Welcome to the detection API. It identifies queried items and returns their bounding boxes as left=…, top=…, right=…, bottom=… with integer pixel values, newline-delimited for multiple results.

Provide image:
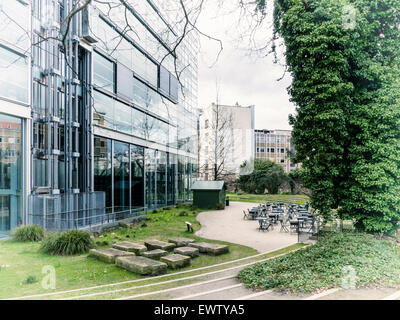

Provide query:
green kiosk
left=191, top=181, right=226, bottom=209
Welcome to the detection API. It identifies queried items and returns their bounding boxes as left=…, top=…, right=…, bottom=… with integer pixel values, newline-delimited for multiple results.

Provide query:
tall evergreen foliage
left=258, top=0, right=400, bottom=233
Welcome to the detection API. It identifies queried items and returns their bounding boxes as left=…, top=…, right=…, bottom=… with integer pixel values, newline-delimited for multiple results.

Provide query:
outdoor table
left=268, top=213, right=279, bottom=223
left=248, top=208, right=259, bottom=220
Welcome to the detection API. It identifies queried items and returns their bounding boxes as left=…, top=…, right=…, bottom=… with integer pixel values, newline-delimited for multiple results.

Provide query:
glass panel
left=157, top=151, right=167, bottom=206
left=114, top=101, right=132, bottom=135
left=114, top=141, right=130, bottom=211
left=93, top=90, right=114, bottom=129
left=0, top=45, right=29, bottom=103
left=0, top=113, right=22, bottom=233
left=131, top=145, right=144, bottom=208
left=93, top=51, right=115, bottom=92
left=167, top=153, right=176, bottom=205
left=178, top=155, right=185, bottom=202
left=0, top=0, right=30, bottom=50
left=132, top=107, right=146, bottom=139
left=145, top=149, right=156, bottom=208
left=94, top=136, right=112, bottom=208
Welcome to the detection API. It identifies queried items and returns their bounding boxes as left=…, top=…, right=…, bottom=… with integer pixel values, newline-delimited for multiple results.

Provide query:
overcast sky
left=196, top=2, right=296, bottom=130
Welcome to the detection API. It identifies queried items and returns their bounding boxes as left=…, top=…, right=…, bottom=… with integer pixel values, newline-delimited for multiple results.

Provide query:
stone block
left=141, top=249, right=168, bottom=260
left=160, top=254, right=191, bottom=269
left=112, top=241, right=147, bottom=255
left=89, top=248, right=134, bottom=263
left=189, top=242, right=229, bottom=255
left=144, top=240, right=175, bottom=251
left=115, top=256, right=168, bottom=276
left=168, top=237, right=195, bottom=247
left=174, top=246, right=199, bottom=258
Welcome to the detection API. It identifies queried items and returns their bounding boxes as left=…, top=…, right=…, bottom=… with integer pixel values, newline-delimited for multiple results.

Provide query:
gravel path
left=196, top=201, right=297, bottom=253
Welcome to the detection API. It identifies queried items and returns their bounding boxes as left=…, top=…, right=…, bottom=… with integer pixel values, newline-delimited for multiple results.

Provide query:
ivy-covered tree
left=255, top=0, right=400, bottom=234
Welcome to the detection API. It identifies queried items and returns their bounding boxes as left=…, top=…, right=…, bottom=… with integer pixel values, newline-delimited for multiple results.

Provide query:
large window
left=93, top=91, right=114, bottom=129
left=157, top=151, right=167, bottom=206
left=145, top=149, right=157, bottom=208
left=114, top=141, right=130, bottom=211
left=94, top=137, right=112, bottom=208
left=131, top=145, right=144, bottom=208
left=93, top=51, right=115, bottom=92
left=0, top=45, right=28, bottom=103
left=0, top=113, right=22, bottom=233
left=0, top=0, right=30, bottom=50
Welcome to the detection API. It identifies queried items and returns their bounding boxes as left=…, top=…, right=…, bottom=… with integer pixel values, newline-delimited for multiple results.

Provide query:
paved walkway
left=196, top=201, right=297, bottom=253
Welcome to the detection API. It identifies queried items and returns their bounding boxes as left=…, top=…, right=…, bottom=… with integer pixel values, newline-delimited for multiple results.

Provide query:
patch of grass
left=13, top=225, right=45, bottom=242
left=0, top=204, right=257, bottom=299
left=228, top=193, right=309, bottom=205
left=238, top=232, right=400, bottom=294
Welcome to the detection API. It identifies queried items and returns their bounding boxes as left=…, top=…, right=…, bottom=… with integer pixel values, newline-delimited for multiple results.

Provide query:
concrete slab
left=141, top=249, right=169, bottom=260
left=144, top=240, right=175, bottom=251
left=168, top=237, right=195, bottom=247
left=115, top=256, right=168, bottom=276
left=89, top=248, right=135, bottom=263
left=112, top=242, right=147, bottom=255
left=189, top=242, right=229, bottom=255
left=160, top=254, right=191, bottom=269
left=174, top=246, right=200, bottom=258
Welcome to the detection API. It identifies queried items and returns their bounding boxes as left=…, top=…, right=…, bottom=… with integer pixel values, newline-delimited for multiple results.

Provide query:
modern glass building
left=0, top=0, right=199, bottom=236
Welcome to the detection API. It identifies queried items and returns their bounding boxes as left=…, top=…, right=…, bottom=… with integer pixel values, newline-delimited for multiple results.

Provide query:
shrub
left=13, top=225, right=45, bottom=242
left=152, top=209, right=158, bottom=214
left=178, top=211, right=189, bottom=217
left=163, top=207, right=172, bottom=211
left=215, top=203, right=224, bottom=210
left=41, top=230, right=94, bottom=256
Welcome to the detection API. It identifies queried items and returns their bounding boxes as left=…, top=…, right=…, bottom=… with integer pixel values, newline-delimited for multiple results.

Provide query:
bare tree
left=198, top=80, right=236, bottom=181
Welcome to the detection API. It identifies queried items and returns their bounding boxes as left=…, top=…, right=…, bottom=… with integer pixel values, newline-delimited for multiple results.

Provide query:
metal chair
left=280, top=218, right=289, bottom=233
left=243, top=210, right=249, bottom=220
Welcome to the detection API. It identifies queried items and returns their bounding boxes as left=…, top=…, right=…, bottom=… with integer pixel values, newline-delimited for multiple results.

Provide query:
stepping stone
left=160, top=254, right=191, bottom=269
left=168, top=237, right=195, bottom=247
left=115, top=256, right=167, bottom=276
left=142, top=249, right=168, bottom=260
left=189, top=242, right=229, bottom=256
left=89, top=248, right=135, bottom=263
left=174, top=246, right=199, bottom=258
left=144, top=240, right=175, bottom=251
left=112, top=241, right=147, bottom=255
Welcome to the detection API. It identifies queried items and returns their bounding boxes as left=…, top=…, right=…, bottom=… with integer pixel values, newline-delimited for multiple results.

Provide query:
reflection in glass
left=145, top=149, right=157, bottom=208
left=157, top=151, right=167, bottom=206
left=94, top=137, right=112, bottom=208
left=178, top=155, right=185, bottom=202
left=114, top=141, right=130, bottom=211
left=131, top=145, right=144, bottom=208
left=93, top=90, right=114, bottom=129
left=167, top=153, right=177, bottom=205
left=0, top=45, right=28, bottom=103
left=93, top=51, right=115, bottom=92
left=0, top=113, right=22, bottom=233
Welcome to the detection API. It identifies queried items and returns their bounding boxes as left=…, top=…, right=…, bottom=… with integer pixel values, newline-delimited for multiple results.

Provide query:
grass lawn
left=238, top=232, right=400, bottom=294
left=0, top=204, right=262, bottom=299
left=228, top=193, right=310, bottom=205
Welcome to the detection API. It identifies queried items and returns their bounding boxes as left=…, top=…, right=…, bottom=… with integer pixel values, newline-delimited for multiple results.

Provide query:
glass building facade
left=0, top=0, right=199, bottom=235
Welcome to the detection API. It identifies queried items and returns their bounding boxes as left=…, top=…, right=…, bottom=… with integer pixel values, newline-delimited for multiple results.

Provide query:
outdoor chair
left=289, top=220, right=299, bottom=234
left=243, top=210, right=249, bottom=220
left=280, top=219, right=289, bottom=233
left=258, top=218, right=273, bottom=232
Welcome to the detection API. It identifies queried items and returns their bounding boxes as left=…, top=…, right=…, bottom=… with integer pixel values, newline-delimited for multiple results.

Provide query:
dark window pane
left=94, top=136, right=112, bottom=208
left=114, top=141, right=130, bottom=211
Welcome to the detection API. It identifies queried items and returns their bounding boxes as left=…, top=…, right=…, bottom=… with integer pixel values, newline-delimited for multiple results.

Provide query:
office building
left=0, top=0, right=199, bottom=236
left=254, top=129, right=300, bottom=173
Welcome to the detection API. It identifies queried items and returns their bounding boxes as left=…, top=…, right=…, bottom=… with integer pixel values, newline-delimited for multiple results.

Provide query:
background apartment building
left=0, top=0, right=199, bottom=237
left=198, top=103, right=255, bottom=182
left=254, top=129, right=300, bottom=173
